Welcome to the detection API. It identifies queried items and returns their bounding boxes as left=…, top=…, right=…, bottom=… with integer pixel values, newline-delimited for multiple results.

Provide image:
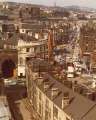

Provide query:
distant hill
left=0, top=1, right=96, bottom=12
left=64, top=5, right=96, bottom=12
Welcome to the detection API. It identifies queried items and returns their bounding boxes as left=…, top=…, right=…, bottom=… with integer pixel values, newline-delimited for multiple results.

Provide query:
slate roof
left=0, top=33, right=18, bottom=47
left=19, top=33, right=37, bottom=42
left=31, top=62, right=96, bottom=120
left=2, top=23, right=16, bottom=32
left=20, top=23, right=45, bottom=30
left=82, top=106, right=96, bottom=120
left=27, top=58, right=51, bottom=72
left=0, top=32, right=37, bottom=44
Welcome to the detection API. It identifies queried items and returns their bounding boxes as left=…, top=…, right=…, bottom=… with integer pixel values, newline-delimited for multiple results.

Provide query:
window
left=22, top=29, right=25, bottom=33
left=34, top=47, right=37, bottom=52
left=40, top=46, right=42, bottom=52
left=26, top=48, right=30, bottom=52
left=20, top=73, right=23, bottom=77
left=45, top=110, right=49, bottom=120
left=53, top=106, right=58, bottom=119
left=26, top=57, right=30, bottom=61
left=31, top=47, right=34, bottom=52
left=46, top=99, right=49, bottom=108
left=39, top=92, right=41, bottom=100
left=45, top=99, right=51, bottom=120
left=19, top=57, right=23, bottom=65
left=49, top=108, right=51, bottom=119
left=39, top=102, right=42, bottom=115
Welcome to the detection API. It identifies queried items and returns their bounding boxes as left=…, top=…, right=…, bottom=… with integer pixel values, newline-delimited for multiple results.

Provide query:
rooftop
left=27, top=58, right=96, bottom=120
left=34, top=73, right=96, bottom=120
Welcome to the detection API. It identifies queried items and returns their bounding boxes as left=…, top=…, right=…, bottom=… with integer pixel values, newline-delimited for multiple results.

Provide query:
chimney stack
left=42, top=77, right=50, bottom=91
left=85, top=92, right=93, bottom=100
left=44, top=82, right=50, bottom=91
left=72, top=81, right=78, bottom=92
left=62, top=92, right=69, bottom=109
left=51, top=87, right=59, bottom=99
left=37, top=77, right=44, bottom=85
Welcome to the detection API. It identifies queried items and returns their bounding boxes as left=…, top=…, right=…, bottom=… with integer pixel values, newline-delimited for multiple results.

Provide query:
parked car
left=4, top=79, right=17, bottom=86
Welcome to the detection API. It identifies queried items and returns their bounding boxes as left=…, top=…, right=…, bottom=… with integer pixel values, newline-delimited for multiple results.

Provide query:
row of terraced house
left=26, top=58, right=96, bottom=120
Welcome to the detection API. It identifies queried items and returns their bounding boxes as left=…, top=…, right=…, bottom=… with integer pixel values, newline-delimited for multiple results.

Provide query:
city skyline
left=4, top=0, right=96, bottom=8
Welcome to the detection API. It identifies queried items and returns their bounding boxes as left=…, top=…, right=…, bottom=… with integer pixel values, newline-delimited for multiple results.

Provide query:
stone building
left=79, top=22, right=96, bottom=71
left=0, top=32, right=18, bottom=78
left=18, top=35, right=47, bottom=77
left=19, top=6, right=40, bottom=20
left=26, top=58, right=96, bottom=120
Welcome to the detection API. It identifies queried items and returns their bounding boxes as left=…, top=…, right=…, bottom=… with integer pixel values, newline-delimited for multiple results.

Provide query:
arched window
left=19, top=57, right=23, bottom=65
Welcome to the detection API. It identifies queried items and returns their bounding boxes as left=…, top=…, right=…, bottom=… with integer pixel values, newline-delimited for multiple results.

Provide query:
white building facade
left=18, top=38, right=47, bottom=77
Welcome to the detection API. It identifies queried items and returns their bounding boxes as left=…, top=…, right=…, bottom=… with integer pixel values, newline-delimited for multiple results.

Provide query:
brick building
left=79, top=22, right=96, bottom=71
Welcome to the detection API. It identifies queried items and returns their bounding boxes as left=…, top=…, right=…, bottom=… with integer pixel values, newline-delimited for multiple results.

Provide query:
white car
left=4, top=79, right=17, bottom=86
left=4, top=79, right=12, bottom=84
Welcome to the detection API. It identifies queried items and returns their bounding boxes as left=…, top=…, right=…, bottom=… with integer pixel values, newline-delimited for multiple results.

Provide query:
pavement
left=16, top=100, right=32, bottom=120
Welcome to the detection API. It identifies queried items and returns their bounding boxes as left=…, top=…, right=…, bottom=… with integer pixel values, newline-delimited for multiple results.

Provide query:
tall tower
left=54, top=1, right=56, bottom=7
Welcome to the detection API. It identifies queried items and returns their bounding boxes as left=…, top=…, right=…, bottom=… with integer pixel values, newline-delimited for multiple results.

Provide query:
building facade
left=79, top=22, right=96, bottom=71
left=26, top=58, right=96, bottom=120
left=18, top=38, right=47, bottom=77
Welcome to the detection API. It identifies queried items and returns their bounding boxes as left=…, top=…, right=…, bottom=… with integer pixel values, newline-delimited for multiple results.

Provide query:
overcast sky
left=5, top=0, right=96, bottom=8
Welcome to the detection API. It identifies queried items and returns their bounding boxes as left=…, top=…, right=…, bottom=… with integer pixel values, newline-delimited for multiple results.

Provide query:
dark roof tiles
left=33, top=71, right=96, bottom=120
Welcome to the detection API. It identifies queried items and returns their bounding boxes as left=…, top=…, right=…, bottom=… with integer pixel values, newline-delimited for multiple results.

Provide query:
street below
left=5, top=85, right=32, bottom=120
